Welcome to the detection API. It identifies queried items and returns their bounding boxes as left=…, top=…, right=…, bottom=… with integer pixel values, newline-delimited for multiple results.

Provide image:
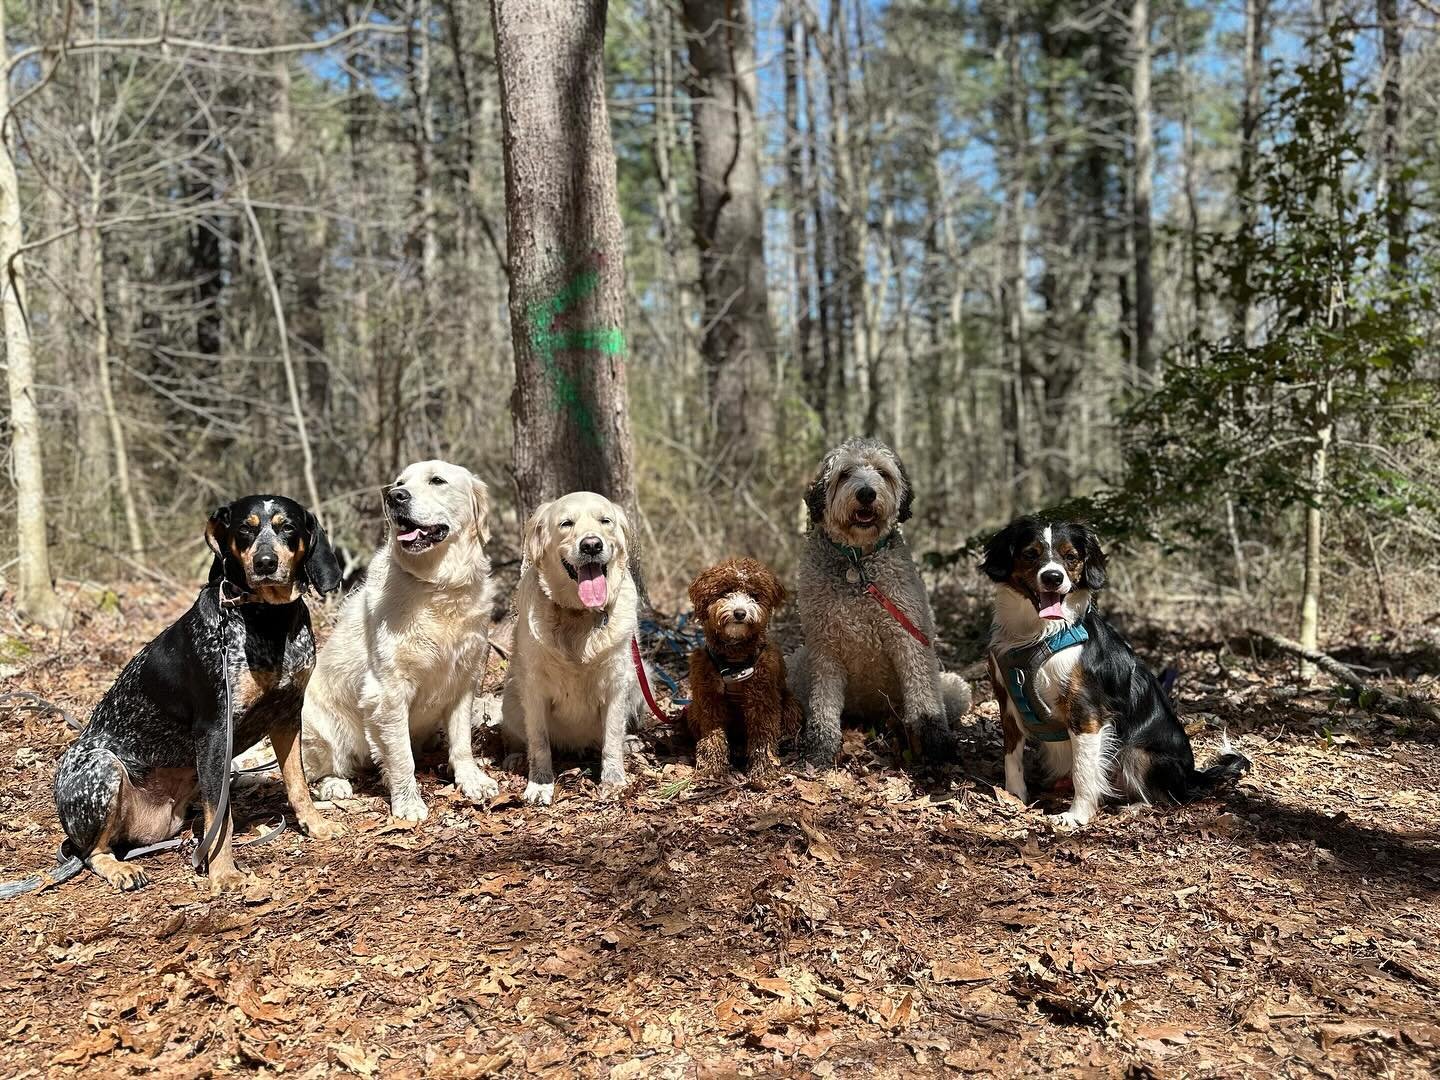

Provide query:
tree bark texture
left=491, top=0, right=637, bottom=519
left=681, top=0, right=777, bottom=469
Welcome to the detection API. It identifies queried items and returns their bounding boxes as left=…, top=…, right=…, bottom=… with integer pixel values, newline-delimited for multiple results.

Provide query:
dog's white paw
left=454, top=763, right=500, bottom=803
left=389, top=790, right=430, bottom=822
left=597, top=767, right=627, bottom=801
left=523, top=781, right=555, bottom=806
left=1047, top=808, right=1093, bottom=831
left=314, top=776, right=354, bottom=801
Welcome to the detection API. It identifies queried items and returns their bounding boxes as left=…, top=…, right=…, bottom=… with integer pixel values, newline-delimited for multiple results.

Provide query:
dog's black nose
left=856, top=485, right=877, bottom=505
left=579, top=535, right=604, bottom=558
left=254, top=550, right=279, bottom=576
left=387, top=487, right=410, bottom=506
left=732, top=609, right=748, bottom=623
left=1040, top=569, right=1065, bottom=589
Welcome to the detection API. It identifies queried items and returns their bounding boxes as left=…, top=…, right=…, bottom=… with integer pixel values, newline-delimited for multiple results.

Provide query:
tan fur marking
left=988, top=655, right=1025, bottom=753
left=245, top=513, right=260, bottom=527
left=270, top=720, right=341, bottom=840
left=1061, top=669, right=1102, bottom=734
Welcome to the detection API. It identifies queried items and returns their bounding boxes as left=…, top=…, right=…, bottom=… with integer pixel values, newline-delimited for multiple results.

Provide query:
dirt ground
left=1, top=581, right=1438, bottom=1078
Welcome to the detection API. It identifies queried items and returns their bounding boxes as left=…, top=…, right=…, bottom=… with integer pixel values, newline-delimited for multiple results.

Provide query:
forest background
left=1, top=0, right=1436, bottom=657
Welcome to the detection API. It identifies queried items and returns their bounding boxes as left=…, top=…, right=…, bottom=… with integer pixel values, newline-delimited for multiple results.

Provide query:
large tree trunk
left=491, top=0, right=637, bottom=519
left=681, top=0, right=777, bottom=470
left=782, top=0, right=815, bottom=420
left=1235, top=0, right=1266, bottom=346
left=1000, top=5, right=1031, bottom=515
left=0, top=3, right=64, bottom=626
left=1129, top=0, right=1155, bottom=378
left=1377, top=0, right=1406, bottom=280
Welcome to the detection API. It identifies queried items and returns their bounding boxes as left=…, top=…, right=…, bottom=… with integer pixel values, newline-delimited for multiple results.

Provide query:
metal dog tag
left=845, top=567, right=861, bottom=584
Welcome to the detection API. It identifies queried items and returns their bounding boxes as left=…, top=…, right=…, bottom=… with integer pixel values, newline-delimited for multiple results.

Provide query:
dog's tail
left=939, top=672, right=972, bottom=724
left=0, top=851, right=86, bottom=900
left=1178, top=733, right=1250, bottom=802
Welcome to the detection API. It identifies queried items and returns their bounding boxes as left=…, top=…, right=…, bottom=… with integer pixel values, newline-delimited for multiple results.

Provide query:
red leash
left=865, top=583, right=931, bottom=648
left=631, top=637, right=671, bottom=724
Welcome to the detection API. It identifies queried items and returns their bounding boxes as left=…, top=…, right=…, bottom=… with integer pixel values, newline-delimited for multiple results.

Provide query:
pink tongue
left=398, top=528, right=422, bottom=543
left=1038, top=599, right=1066, bottom=620
left=577, top=564, right=608, bottom=609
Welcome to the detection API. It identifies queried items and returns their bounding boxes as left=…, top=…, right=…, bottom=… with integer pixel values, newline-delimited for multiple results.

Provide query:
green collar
left=826, top=530, right=896, bottom=565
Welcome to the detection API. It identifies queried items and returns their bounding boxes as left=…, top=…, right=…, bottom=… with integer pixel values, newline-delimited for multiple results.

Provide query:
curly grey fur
left=789, top=438, right=971, bottom=766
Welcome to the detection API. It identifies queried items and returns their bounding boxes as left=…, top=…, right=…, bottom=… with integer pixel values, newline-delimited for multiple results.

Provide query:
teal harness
left=993, top=624, right=1090, bottom=742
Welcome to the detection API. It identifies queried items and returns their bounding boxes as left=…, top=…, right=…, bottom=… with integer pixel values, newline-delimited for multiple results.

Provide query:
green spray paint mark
left=527, top=259, right=626, bottom=446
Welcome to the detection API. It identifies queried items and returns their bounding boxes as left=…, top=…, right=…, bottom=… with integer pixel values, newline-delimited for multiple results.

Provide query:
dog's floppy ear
left=1081, top=525, right=1107, bottom=592
left=524, top=501, right=553, bottom=566
left=805, top=450, right=836, bottom=524
left=205, top=504, right=232, bottom=584
left=470, top=475, right=492, bottom=546
left=754, top=561, right=787, bottom=610
left=893, top=449, right=914, bottom=524
left=611, top=501, right=633, bottom=556
left=688, top=564, right=723, bottom=614
left=301, top=510, right=343, bottom=595
left=980, top=521, right=1019, bottom=583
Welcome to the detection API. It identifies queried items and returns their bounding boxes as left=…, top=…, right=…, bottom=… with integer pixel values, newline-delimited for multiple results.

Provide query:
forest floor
left=1, top=581, right=1439, bottom=1078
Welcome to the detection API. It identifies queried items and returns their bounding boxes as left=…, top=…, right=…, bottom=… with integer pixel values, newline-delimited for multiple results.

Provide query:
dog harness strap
left=864, top=584, right=931, bottom=648
left=631, top=637, right=671, bottom=725
left=994, top=625, right=1090, bottom=742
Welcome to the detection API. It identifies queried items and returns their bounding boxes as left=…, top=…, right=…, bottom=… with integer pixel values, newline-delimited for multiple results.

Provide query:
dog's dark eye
left=429, top=476, right=446, bottom=486
left=600, top=516, right=611, bottom=525
left=560, top=519, right=574, bottom=529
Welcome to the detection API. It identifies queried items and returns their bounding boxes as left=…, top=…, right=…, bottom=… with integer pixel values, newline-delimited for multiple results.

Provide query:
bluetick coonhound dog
left=10, top=495, right=343, bottom=897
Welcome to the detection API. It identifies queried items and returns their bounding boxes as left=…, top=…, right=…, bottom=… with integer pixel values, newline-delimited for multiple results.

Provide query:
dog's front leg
left=804, top=652, right=846, bottom=768
left=521, top=682, right=556, bottom=806
left=369, top=684, right=427, bottom=822
left=445, top=689, right=499, bottom=804
left=897, top=642, right=955, bottom=765
left=987, top=657, right=1028, bottom=803
left=596, top=682, right=631, bottom=798
left=1050, top=701, right=1112, bottom=830
left=270, top=718, right=345, bottom=839
left=197, top=720, right=247, bottom=895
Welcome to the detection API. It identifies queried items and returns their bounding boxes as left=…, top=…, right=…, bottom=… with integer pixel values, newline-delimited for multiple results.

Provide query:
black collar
left=707, top=644, right=761, bottom=685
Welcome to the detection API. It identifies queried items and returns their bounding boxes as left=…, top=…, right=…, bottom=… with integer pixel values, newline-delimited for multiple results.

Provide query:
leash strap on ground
left=0, top=691, right=81, bottom=732
left=631, top=637, right=671, bottom=725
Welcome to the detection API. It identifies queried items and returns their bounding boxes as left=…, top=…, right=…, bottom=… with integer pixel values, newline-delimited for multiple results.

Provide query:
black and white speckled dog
left=19, top=496, right=342, bottom=896
left=981, top=515, right=1248, bottom=829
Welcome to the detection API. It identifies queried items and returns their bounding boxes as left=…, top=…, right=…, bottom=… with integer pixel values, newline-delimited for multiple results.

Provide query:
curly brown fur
left=685, top=559, right=801, bottom=780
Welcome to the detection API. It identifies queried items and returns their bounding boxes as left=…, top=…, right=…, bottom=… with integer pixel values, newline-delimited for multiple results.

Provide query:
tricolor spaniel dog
left=981, top=516, right=1248, bottom=829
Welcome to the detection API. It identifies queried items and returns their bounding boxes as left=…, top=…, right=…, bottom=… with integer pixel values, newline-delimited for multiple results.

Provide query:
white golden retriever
left=302, top=459, right=499, bottom=821
left=501, top=492, right=642, bottom=805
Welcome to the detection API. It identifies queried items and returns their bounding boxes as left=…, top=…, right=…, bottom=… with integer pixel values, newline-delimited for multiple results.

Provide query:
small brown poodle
left=686, top=558, right=803, bottom=780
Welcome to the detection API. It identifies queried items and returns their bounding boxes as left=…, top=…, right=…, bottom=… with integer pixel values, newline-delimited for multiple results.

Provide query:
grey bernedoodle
left=788, top=437, right=972, bottom=767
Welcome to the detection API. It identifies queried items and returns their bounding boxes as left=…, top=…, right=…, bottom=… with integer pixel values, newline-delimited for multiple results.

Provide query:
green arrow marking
left=526, top=264, right=625, bottom=446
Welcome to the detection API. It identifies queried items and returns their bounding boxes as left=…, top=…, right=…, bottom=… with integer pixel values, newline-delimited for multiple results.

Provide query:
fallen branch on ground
left=1246, top=628, right=1440, bottom=724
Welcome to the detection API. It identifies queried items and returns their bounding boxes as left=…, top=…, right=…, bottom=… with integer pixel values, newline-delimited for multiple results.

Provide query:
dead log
left=1246, top=628, right=1440, bottom=724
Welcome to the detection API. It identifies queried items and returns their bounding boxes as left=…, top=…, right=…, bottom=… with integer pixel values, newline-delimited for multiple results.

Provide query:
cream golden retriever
left=501, top=492, right=642, bottom=805
left=302, top=459, right=498, bottom=821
